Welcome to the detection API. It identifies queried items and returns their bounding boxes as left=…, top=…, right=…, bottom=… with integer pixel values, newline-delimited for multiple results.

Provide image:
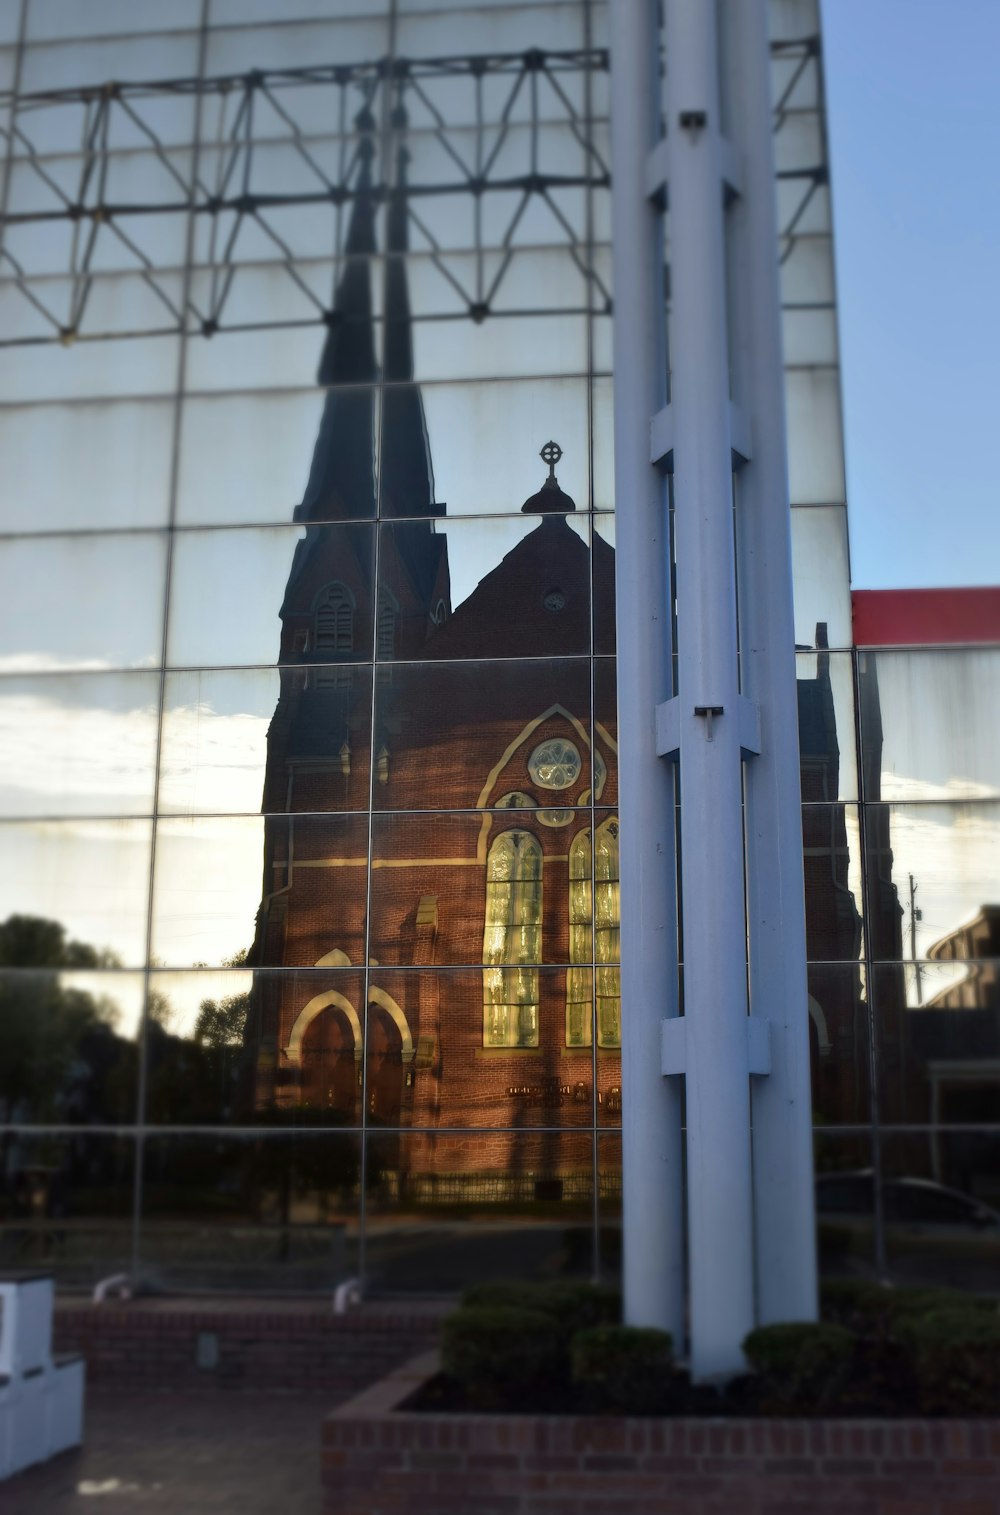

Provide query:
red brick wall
left=324, top=1356, right=1000, bottom=1515
left=54, top=1303, right=441, bottom=1396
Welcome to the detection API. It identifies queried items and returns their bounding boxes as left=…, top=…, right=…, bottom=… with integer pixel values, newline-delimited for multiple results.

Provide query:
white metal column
left=662, top=0, right=755, bottom=1380
left=609, top=0, right=684, bottom=1347
left=611, top=0, right=818, bottom=1374
left=723, top=0, right=819, bottom=1326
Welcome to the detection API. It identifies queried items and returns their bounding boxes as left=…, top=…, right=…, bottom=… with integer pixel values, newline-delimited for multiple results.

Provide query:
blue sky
left=821, top=0, right=1000, bottom=588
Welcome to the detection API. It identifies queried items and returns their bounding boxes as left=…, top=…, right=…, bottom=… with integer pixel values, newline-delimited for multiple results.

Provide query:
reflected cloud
left=0, top=686, right=159, bottom=814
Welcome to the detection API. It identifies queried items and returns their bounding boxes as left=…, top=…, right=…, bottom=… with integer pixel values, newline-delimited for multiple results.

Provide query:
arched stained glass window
left=482, top=829, right=542, bottom=1047
left=566, top=819, right=621, bottom=1048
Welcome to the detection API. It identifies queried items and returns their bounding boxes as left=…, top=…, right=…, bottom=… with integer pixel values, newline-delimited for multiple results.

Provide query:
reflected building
left=245, top=103, right=864, bottom=1204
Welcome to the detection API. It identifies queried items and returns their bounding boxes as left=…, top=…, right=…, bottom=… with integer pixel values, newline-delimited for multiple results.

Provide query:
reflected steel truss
left=0, top=36, right=824, bottom=349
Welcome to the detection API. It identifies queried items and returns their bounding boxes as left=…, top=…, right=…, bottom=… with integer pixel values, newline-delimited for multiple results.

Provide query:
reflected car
left=816, top=1169, right=1000, bottom=1230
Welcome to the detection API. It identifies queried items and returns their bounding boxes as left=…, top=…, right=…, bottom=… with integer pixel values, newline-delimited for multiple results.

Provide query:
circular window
left=528, top=737, right=582, bottom=791
left=542, top=588, right=567, bottom=613
left=538, top=807, right=575, bottom=828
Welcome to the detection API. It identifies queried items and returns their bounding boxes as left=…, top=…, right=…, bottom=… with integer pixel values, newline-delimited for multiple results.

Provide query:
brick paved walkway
left=2, top=1392, right=327, bottom=1514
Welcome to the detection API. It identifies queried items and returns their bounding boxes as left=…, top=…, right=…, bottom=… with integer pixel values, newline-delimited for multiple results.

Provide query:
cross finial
left=540, top=440, right=562, bottom=478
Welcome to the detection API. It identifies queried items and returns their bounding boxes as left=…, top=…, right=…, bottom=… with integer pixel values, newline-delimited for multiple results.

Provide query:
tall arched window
left=376, top=585, right=398, bottom=685
left=314, top=581, right=354, bottom=652
left=313, top=582, right=354, bottom=688
left=482, top=829, right=542, bottom=1047
left=376, top=585, right=398, bottom=661
left=566, top=819, right=621, bottom=1048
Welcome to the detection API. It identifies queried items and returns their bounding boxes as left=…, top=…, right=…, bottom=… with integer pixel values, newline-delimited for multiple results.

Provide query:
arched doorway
left=285, top=990, right=361, bottom=1120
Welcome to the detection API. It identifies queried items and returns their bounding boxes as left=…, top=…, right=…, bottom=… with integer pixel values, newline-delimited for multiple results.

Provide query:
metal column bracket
left=650, top=401, right=751, bottom=471
left=661, top=1016, right=771, bottom=1077
left=655, top=694, right=761, bottom=758
left=644, top=132, right=745, bottom=207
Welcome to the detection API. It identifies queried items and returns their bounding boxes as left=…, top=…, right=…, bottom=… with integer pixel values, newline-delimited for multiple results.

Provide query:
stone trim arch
left=285, top=990, right=362, bottom=1067
left=807, top=993, right=832, bottom=1057
left=315, top=948, right=351, bottom=967
left=367, top=985, right=414, bottom=1063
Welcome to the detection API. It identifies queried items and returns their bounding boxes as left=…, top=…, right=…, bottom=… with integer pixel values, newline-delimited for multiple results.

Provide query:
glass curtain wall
left=2, top=0, right=981, bottom=1298
left=0, top=0, right=617, bottom=1293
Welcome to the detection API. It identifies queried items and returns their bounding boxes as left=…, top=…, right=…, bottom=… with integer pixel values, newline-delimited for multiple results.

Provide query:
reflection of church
left=245, top=107, right=876, bottom=1188
left=246, top=109, right=623, bottom=1185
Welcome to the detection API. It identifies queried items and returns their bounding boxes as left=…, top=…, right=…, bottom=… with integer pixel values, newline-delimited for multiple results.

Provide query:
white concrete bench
left=0, top=1273, right=85, bottom=1479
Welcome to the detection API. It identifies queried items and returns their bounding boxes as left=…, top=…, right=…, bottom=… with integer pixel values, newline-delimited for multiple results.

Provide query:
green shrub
left=440, top=1306, right=562, bottom=1409
left=894, top=1306, right=1000, bottom=1415
left=821, top=1278, right=997, bottom=1337
left=820, top=1278, right=892, bottom=1331
left=461, top=1280, right=621, bottom=1344
left=743, top=1322, right=855, bottom=1413
left=570, top=1325, right=675, bottom=1414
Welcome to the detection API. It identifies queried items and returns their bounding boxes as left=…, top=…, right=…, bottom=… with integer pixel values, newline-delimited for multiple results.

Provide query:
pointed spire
left=297, top=104, right=380, bottom=523
left=318, top=104, right=378, bottom=388
left=380, top=91, right=439, bottom=520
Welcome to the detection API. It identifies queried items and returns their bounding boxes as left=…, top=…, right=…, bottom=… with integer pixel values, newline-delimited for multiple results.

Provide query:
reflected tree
left=0, top=915, right=130, bottom=1126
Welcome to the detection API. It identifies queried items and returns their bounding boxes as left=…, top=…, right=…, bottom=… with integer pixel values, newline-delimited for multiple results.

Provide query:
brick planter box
left=323, top=1352, right=1000, bottom=1515
left=54, top=1300, right=443, bottom=1395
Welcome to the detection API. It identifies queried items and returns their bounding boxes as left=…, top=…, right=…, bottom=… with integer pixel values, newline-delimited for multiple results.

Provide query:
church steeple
left=379, top=96, right=439, bottom=520
left=296, top=105, right=380, bottom=523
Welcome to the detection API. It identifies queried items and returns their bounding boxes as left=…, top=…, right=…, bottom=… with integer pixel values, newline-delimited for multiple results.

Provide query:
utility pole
left=909, top=873, right=923, bottom=1005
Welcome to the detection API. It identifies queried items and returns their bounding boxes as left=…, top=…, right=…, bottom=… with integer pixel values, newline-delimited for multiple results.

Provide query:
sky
left=821, top=0, right=1000, bottom=589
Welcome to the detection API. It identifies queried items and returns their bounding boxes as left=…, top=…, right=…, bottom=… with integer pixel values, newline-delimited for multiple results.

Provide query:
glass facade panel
left=802, top=803, right=864, bottom=962
left=26, top=0, right=203, bottom=39
left=596, top=1132, right=622, bottom=1279
left=159, top=666, right=374, bottom=816
left=151, top=813, right=365, bottom=969
left=0, top=969, right=142, bottom=1125
left=368, top=809, right=599, bottom=968
left=363, top=1130, right=595, bottom=1292
left=0, top=1133, right=134, bottom=1287
left=139, top=1133, right=362, bottom=1293
left=0, top=335, right=181, bottom=404
left=796, top=650, right=858, bottom=804
left=167, top=524, right=375, bottom=669
left=399, top=381, right=592, bottom=517
left=790, top=505, right=853, bottom=650
left=858, top=648, right=1000, bottom=804
left=202, top=18, right=389, bottom=76
left=177, top=388, right=379, bottom=527
left=863, top=802, right=1000, bottom=963
left=0, top=818, right=153, bottom=968
left=782, top=306, right=838, bottom=366
left=0, top=533, right=167, bottom=673
left=0, top=672, right=160, bottom=817
left=807, top=963, right=870, bottom=1127
left=873, top=960, right=1000, bottom=1127
left=785, top=367, right=845, bottom=504
left=370, top=659, right=597, bottom=810
left=879, top=1133, right=1000, bottom=1293
left=360, top=968, right=607, bottom=1130
left=377, top=516, right=594, bottom=659
left=0, top=400, right=174, bottom=533
left=813, top=1131, right=878, bottom=1281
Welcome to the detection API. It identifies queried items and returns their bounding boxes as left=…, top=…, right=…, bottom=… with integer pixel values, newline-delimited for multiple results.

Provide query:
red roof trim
left=852, top=588, right=1000, bottom=648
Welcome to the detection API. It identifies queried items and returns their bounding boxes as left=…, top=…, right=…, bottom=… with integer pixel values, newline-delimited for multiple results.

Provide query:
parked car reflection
left=817, top=1168, right=1000, bottom=1292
